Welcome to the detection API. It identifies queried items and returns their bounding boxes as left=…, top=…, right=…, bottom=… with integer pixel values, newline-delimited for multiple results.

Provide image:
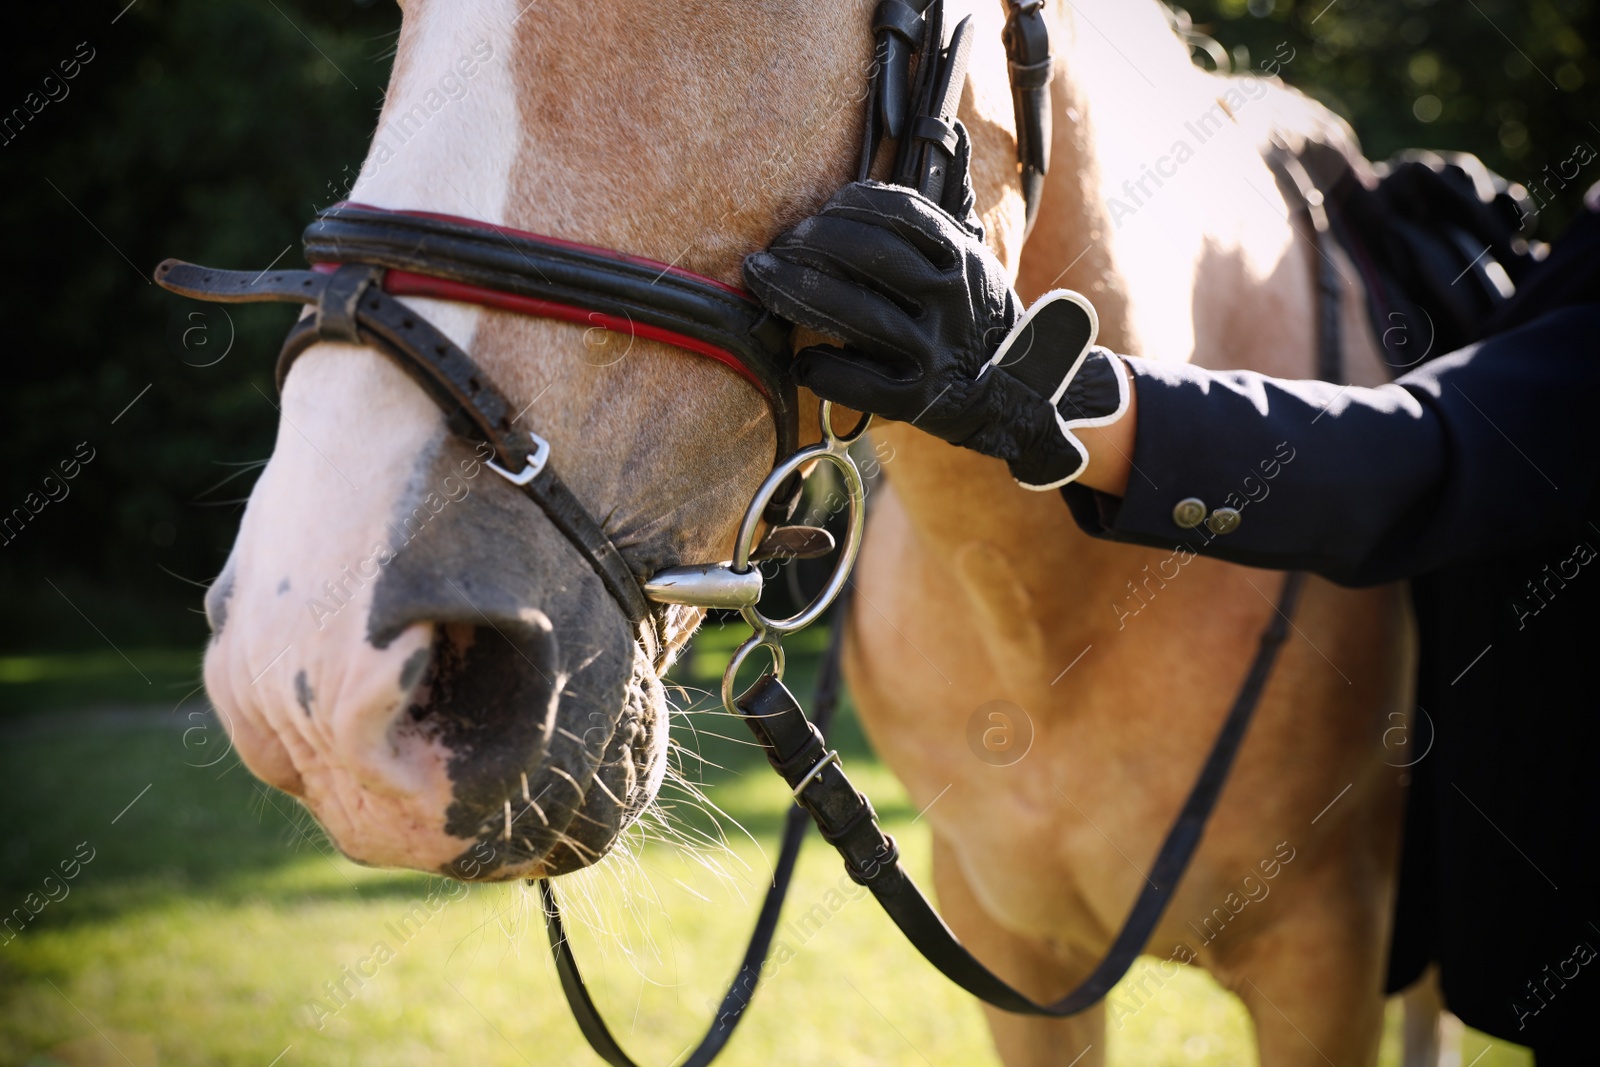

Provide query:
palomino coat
left=1060, top=207, right=1600, bottom=1058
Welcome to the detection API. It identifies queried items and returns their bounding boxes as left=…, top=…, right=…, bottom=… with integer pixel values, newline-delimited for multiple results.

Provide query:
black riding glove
left=744, top=167, right=1129, bottom=489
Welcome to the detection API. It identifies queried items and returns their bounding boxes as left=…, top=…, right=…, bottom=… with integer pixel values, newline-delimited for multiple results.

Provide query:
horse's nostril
left=402, top=611, right=562, bottom=806
left=407, top=613, right=559, bottom=720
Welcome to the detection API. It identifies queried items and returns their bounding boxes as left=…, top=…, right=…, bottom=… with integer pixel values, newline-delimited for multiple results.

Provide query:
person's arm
left=741, top=171, right=1600, bottom=587
left=1063, top=305, right=1600, bottom=585
left=1074, top=377, right=1139, bottom=496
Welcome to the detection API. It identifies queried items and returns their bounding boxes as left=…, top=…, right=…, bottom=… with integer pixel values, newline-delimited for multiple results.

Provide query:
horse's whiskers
left=590, top=772, right=623, bottom=807
left=525, top=796, right=549, bottom=826
left=549, top=765, right=583, bottom=795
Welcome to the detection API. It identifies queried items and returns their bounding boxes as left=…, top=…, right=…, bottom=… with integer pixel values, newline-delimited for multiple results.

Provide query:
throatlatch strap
left=735, top=572, right=1306, bottom=1017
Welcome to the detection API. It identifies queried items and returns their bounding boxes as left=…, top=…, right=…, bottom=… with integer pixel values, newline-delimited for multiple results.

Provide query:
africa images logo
left=965, top=700, right=1034, bottom=767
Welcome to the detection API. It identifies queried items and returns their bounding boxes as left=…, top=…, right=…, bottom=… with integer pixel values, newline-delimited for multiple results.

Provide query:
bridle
left=155, top=2, right=1327, bottom=1063
left=154, top=0, right=1051, bottom=640
left=155, top=200, right=807, bottom=641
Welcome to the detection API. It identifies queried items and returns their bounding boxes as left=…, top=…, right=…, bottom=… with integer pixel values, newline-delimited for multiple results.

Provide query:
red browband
left=315, top=204, right=773, bottom=400
left=356, top=204, right=749, bottom=298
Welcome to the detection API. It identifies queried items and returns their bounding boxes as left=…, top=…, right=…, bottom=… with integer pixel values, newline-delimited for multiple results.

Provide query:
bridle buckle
left=486, top=433, right=551, bottom=486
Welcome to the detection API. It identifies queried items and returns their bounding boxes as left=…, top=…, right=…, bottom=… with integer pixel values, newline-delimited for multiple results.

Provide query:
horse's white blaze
left=205, top=341, right=472, bottom=870
left=350, top=0, right=519, bottom=223
left=348, top=0, right=527, bottom=361
left=201, top=0, right=535, bottom=870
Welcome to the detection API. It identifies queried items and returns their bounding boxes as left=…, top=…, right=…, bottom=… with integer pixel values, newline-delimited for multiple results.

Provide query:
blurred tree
left=0, top=0, right=397, bottom=651
left=1175, top=0, right=1598, bottom=236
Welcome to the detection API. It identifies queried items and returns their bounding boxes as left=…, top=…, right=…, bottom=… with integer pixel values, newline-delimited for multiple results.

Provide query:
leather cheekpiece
left=871, top=0, right=925, bottom=43
left=910, top=114, right=960, bottom=155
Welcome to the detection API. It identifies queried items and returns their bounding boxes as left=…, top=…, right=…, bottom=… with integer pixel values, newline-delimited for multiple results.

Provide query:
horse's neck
left=1020, top=1, right=1314, bottom=372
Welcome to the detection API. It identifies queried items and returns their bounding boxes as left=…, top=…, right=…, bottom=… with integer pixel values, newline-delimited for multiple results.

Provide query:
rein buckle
left=791, top=749, right=842, bottom=801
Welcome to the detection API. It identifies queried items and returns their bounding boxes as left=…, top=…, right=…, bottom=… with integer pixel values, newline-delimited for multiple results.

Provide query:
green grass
left=0, top=635, right=1534, bottom=1067
left=0, top=648, right=204, bottom=716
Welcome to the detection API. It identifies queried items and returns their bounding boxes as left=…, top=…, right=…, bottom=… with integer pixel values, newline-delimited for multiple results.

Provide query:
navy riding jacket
left=1058, top=206, right=1600, bottom=1058
left=1061, top=304, right=1600, bottom=585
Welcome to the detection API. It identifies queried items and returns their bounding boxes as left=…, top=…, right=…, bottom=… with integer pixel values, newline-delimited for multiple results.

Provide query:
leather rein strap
left=548, top=568, right=1303, bottom=1058
left=736, top=572, right=1305, bottom=1018
left=748, top=146, right=1340, bottom=1021
left=544, top=587, right=854, bottom=1067
left=716, top=143, right=1344, bottom=1024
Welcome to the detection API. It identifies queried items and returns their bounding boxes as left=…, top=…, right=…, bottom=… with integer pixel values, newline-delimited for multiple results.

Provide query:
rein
left=152, top=0, right=1348, bottom=1060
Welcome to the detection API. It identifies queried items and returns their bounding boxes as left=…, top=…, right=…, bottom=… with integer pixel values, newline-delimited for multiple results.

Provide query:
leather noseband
left=154, top=203, right=807, bottom=636
left=154, top=254, right=662, bottom=628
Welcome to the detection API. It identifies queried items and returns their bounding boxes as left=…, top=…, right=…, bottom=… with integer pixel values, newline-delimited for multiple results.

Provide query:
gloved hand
left=744, top=163, right=1129, bottom=489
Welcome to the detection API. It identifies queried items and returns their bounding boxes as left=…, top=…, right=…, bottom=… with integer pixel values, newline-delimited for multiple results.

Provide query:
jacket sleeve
left=1059, top=305, right=1600, bottom=586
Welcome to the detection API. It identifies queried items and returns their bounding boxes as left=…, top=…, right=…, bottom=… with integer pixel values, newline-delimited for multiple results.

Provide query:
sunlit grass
left=0, top=642, right=1534, bottom=1067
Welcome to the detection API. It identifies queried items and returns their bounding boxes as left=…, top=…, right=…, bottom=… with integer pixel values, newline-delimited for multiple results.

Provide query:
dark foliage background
left=1, top=0, right=1594, bottom=653
left=1180, top=0, right=1598, bottom=234
left=1, top=0, right=399, bottom=652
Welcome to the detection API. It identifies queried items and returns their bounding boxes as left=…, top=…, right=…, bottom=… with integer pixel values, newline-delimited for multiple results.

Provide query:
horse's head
left=203, top=0, right=1028, bottom=880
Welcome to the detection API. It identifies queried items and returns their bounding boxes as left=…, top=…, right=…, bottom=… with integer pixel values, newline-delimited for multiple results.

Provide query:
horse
left=194, top=0, right=1434, bottom=1062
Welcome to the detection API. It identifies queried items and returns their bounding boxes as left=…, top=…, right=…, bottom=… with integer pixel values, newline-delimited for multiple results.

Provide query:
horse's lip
left=448, top=858, right=548, bottom=882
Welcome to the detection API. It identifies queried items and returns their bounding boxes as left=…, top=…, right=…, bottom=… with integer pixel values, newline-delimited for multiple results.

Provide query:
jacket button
left=1206, top=507, right=1242, bottom=535
left=1172, top=497, right=1207, bottom=529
